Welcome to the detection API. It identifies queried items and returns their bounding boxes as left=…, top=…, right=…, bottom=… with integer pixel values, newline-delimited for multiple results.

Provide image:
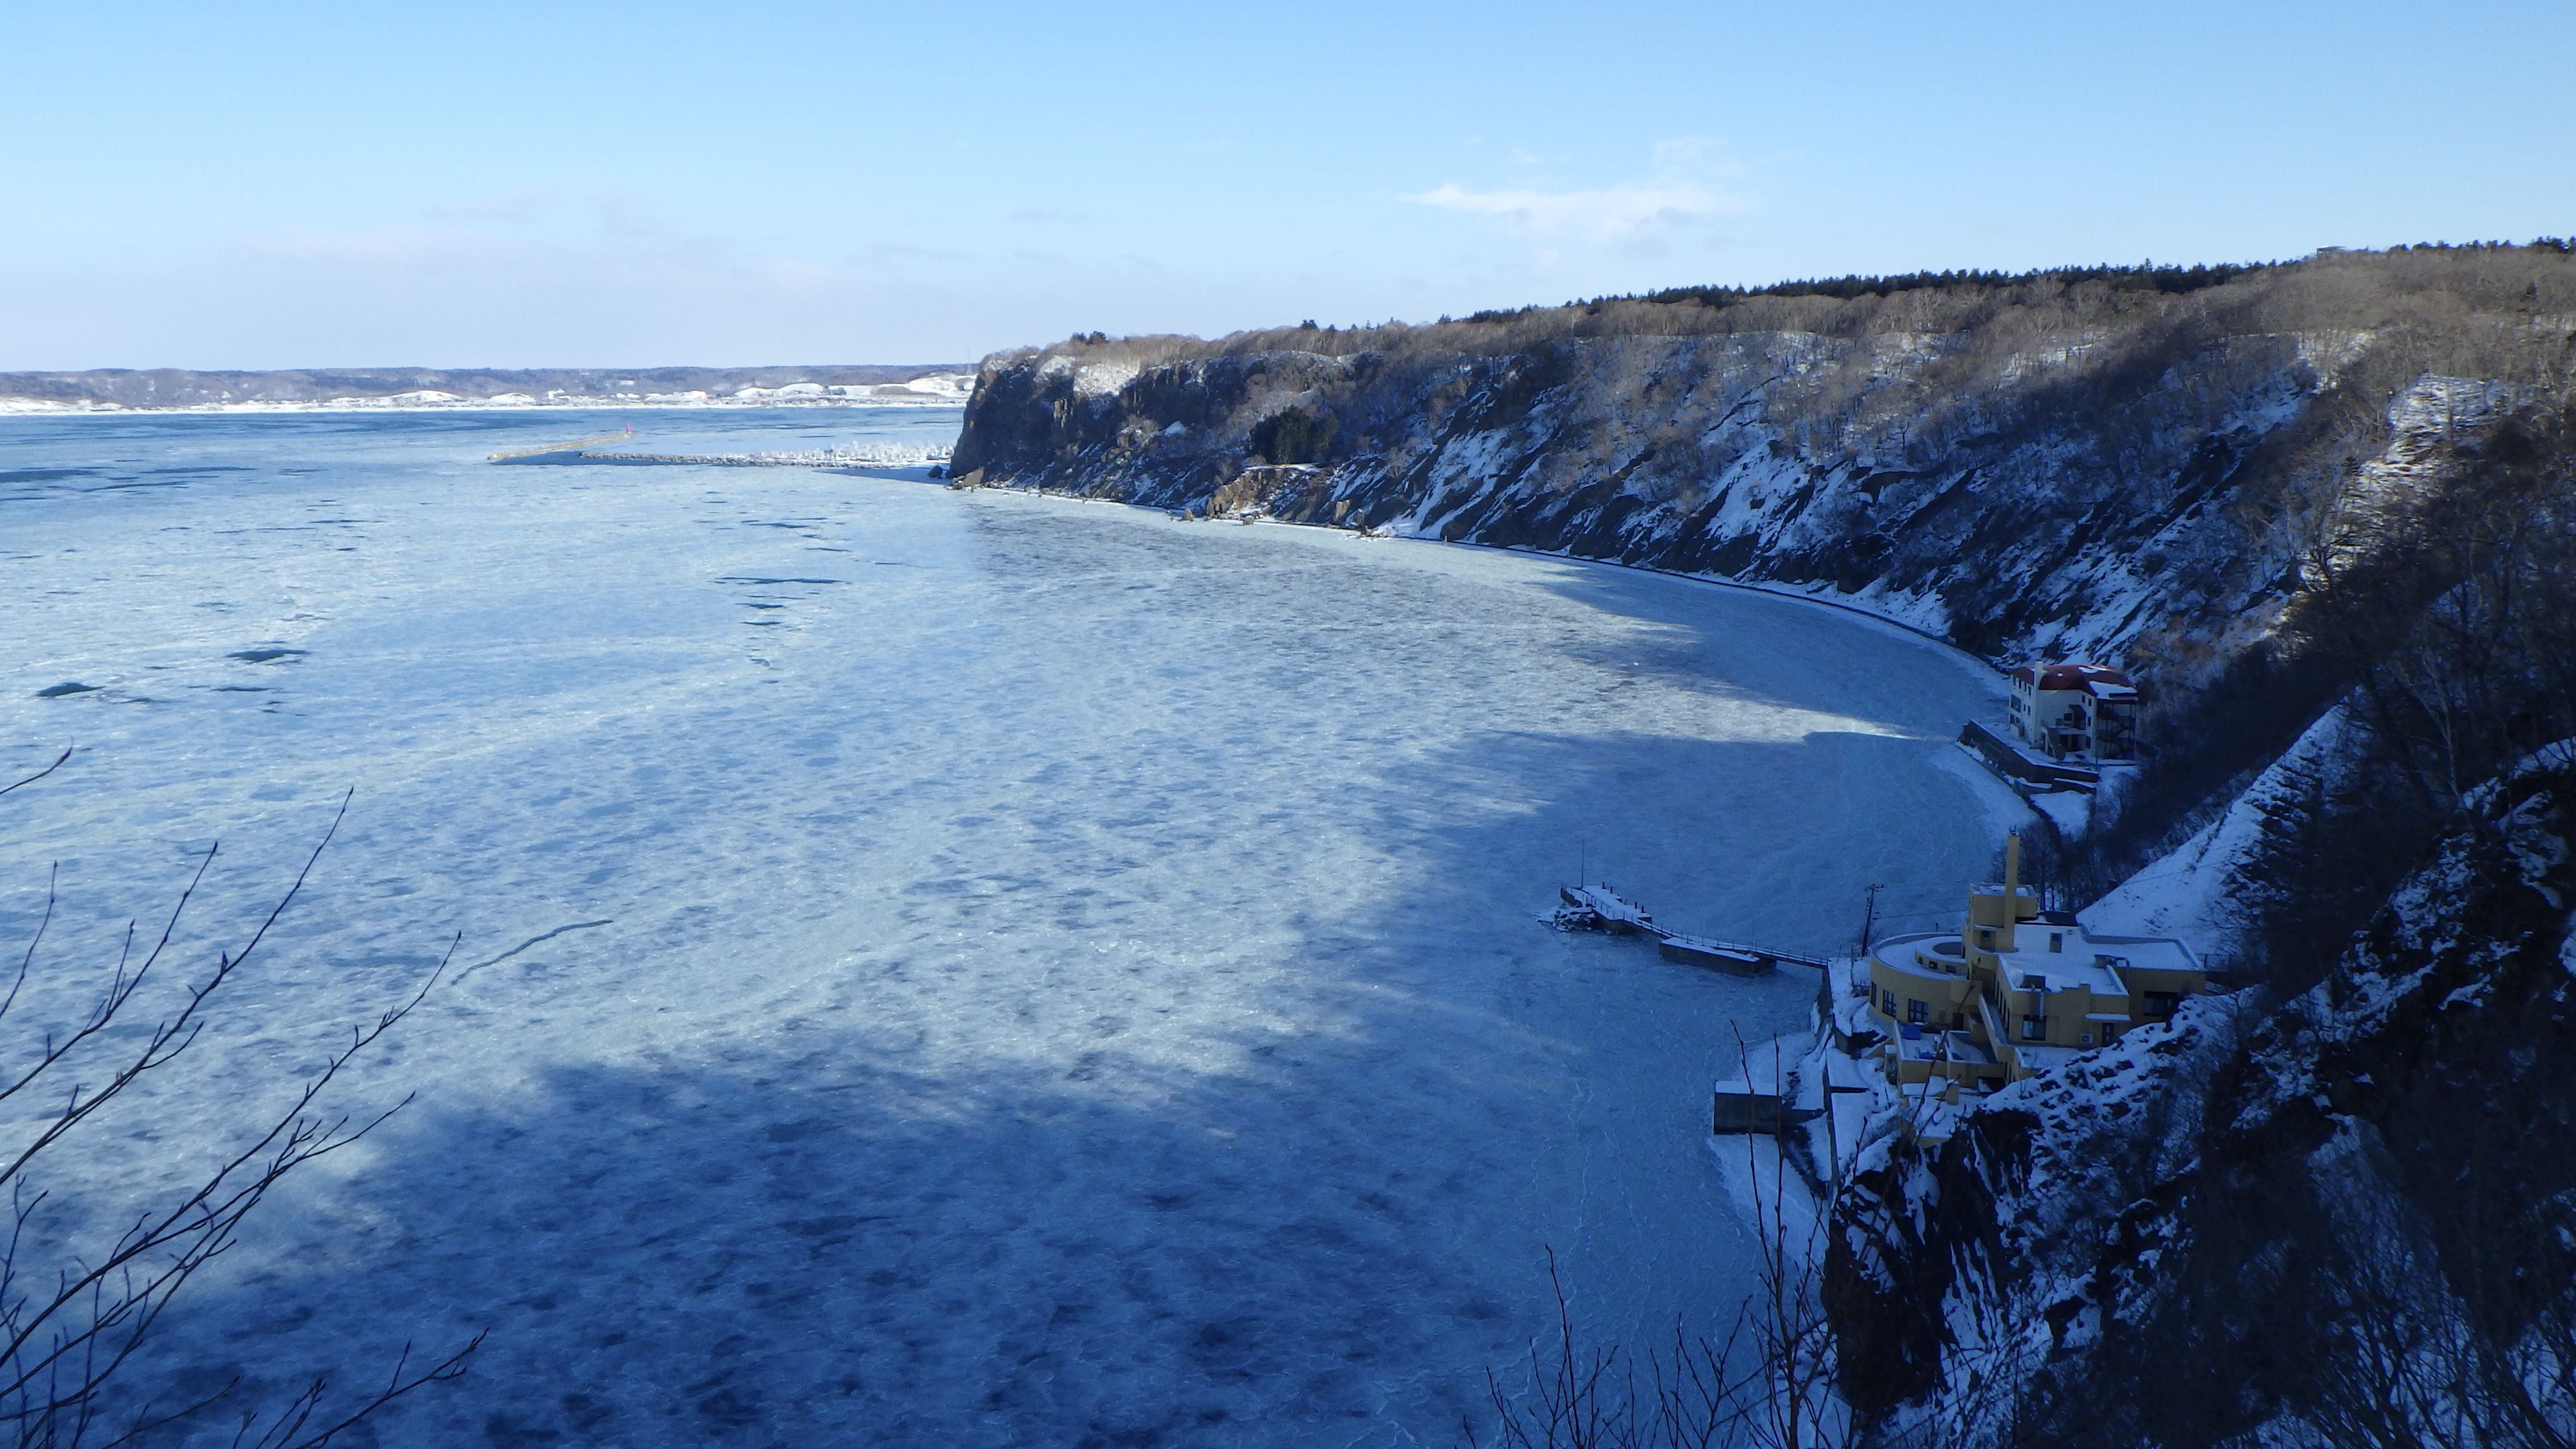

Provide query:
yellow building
left=1864, top=836, right=2206, bottom=1097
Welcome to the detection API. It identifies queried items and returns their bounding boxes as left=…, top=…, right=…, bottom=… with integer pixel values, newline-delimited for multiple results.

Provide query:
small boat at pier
left=1556, top=883, right=1656, bottom=935
left=1550, top=879, right=1831, bottom=974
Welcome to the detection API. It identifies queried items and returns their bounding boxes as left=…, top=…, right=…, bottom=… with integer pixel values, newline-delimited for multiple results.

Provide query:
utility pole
left=1857, top=882, right=1882, bottom=957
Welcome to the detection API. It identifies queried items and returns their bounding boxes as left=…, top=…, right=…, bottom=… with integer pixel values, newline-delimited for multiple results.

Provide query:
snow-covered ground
left=0, top=408, right=2011, bottom=1445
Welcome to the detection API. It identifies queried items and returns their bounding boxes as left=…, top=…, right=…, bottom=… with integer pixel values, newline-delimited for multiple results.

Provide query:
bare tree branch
left=0, top=776, right=476, bottom=1447
left=0, top=752, right=72, bottom=805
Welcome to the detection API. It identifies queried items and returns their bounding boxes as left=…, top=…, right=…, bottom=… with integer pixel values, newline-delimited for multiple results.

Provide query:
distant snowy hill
left=0, top=364, right=973, bottom=413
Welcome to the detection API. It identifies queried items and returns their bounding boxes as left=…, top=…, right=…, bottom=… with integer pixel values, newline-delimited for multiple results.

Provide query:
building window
left=1882, top=989, right=1897, bottom=1016
left=2048, top=932, right=2064, bottom=953
left=1906, top=999, right=1928, bottom=1026
left=2143, top=991, right=2181, bottom=1018
left=2020, top=1016, right=2047, bottom=1043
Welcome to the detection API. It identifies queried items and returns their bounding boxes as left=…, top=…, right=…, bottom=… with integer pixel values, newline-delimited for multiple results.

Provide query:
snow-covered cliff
left=956, top=245, right=2576, bottom=1446
left=954, top=248, right=2575, bottom=681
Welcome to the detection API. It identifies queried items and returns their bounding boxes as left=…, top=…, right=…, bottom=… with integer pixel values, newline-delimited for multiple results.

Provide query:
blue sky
left=3, top=1, right=2568, bottom=368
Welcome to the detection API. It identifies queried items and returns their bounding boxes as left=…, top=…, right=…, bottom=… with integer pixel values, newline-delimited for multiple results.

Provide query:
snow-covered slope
left=1828, top=750, right=2576, bottom=1446
left=2078, top=708, right=2362, bottom=964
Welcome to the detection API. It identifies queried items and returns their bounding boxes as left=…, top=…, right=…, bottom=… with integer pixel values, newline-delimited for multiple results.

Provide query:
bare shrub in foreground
left=1466, top=1035, right=1860, bottom=1449
left=0, top=747, right=479, bottom=1448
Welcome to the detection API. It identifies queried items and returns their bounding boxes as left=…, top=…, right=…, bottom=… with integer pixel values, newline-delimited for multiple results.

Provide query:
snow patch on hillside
left=2082, top=708, right=2355, bottom=960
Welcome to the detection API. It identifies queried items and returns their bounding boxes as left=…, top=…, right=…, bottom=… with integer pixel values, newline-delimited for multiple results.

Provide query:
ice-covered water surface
left=0, top=410, right=2011, bottom=1446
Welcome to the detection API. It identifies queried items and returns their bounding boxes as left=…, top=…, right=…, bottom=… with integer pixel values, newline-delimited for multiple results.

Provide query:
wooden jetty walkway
left=1555, top=882, right=1829, bottom=976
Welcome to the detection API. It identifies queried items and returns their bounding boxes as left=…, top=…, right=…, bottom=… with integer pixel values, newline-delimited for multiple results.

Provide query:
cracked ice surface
left=0, top=409, right=2007, bottom=1445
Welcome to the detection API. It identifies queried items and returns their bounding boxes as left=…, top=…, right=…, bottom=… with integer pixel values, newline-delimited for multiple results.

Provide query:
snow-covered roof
left=2074, top=930, right=2203, bottom=978
left=1877, top=918, right=2201, bottom=997
left=1873, top=930, right=1968, bottom=982
left=2010, top=661, right=2135, bottom=699
left=1993, top=920, right=2199, bottom=995
left=1712, top=1050, right=1786, bottom=1096
left=1892, top=1027, right=1993, bottom=1065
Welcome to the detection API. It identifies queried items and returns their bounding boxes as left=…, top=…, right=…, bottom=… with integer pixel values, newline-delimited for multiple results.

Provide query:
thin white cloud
left=1404, top=180, right=1726, bottom=242
left=1402, top=138, right=1742, bottom=245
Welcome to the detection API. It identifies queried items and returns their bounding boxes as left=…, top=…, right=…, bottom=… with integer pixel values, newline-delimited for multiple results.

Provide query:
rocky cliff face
left=953, top=248, right=2575, bottom=679
left=1829, top=750, right=2576, bottom=1446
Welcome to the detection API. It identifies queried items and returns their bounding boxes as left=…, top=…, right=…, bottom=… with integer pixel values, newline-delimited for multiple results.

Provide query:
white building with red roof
left=2007, top=661, right=2139, bottom=762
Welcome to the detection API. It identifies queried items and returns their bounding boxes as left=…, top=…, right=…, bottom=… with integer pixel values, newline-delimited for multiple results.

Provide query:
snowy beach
left=0, top=408, right=2014, bottom=1445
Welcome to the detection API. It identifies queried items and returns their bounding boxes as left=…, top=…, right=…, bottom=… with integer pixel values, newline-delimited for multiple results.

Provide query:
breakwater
left=491, top=440, right=950, bottom=468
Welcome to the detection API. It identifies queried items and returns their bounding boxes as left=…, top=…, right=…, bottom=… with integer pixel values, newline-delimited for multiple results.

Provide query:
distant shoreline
left=0, top=393, right=971, bottom=417
left=0, top=363, right=974, bottom=415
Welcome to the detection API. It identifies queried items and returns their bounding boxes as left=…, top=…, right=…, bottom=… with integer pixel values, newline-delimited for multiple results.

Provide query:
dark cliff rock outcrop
left=953, top=247, right=2576, bottom=681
